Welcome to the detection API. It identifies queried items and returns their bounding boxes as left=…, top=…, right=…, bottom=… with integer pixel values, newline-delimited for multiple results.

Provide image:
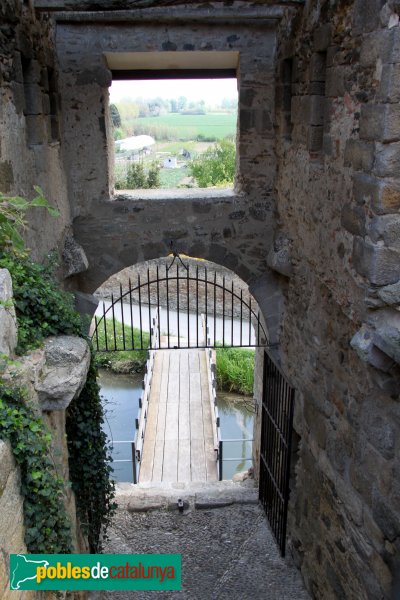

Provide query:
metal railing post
left=132, top=441, right=137, bottom=484
left=219, top=440, right=223, bottom=481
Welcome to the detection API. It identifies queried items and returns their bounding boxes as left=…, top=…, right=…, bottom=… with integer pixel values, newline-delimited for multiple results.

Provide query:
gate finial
left=167, top=240, right=188, bottom=271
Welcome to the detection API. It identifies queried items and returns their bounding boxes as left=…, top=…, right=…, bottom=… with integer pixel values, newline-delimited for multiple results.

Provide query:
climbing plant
left=66, top=355, right=117, bottom=553
left=0, top=253, right=82, bottom=355
left=0, top=186, right=59, bottom=252
left=0, top=187, right=116, bottom=554
left=0, top=384, right=72, bottom=553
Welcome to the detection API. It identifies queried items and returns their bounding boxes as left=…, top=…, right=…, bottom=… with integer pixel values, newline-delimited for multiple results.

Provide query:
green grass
left=130, top=113, right=237, bottom=141
left=159, top=166, right=189, bottom=188
left=94, top=319, right=149, bottom=373
left=216, top=347, right=255, bottom=396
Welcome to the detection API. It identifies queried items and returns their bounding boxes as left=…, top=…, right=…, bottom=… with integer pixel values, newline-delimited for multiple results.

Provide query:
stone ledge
left=114, top=187, right=236, bottom=202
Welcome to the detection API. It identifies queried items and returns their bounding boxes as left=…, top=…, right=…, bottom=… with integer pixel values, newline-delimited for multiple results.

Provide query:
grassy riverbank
left=94, top=320, right=149, bottom=373
left=94, top=319, right=255, bottom=395
left=216, top=347, right=255, bottom=396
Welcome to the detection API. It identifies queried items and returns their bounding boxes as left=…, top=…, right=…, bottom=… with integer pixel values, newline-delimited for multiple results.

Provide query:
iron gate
left=92, top=264, right=271, bottom=351
left=259, top=350, right=295, bottom=556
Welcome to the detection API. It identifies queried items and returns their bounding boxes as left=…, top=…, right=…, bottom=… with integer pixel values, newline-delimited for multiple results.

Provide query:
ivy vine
left=0, top=384, right=72, bottom=553
left=66, top=355, right=117, bottom=553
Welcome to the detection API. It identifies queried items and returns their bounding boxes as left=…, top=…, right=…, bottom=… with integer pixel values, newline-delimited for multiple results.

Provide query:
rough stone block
left=378, top=280, right=400, bottom=305
left=11, top=82, right=25, bottom=115
left=367, top=214, right=400, bottom=249
left=360, top=104, right=400, bottom=143
left=0, top=161, right=14, bottom=194
left=309, top=95, right=324, bottom=126
left=291, top=96, right=310, bottom=124
left=377, top=63, right=400, bottom=103
left=35, top=336, right=91, bottom=410
left=313, top=24, right=332, bottom=52
left=353, top=173, right=400, bottom=213
left=12, top=52, right=23, bottom=84
left=352, top=237, right=400, bottom=285
left=374, top=142, right=400, bottom=177
left=368, top=308, right=400, bottom=364
left=353, top=0, right=387, bottom=34
left=341, top=204, right=366, bottom=236
left=24, top=115, right=45, bottom=145
left=309, top=53, right=327, bottom=83
left=62, top=234, right=89, bottom=277
left=344, top=140, right=374, bottom=171
left=266, top=241, right=292, bottom=278
left=307, top=126, right=323, bottom=152
left=22, top=59, right=41, bottom=84
left=350, top=324, right=395, bottom=372
left=0, top=269, right=17, bottom=358
left=325, top=67, right=347, bottom=98
left=360, top=28, right=397, bottom=67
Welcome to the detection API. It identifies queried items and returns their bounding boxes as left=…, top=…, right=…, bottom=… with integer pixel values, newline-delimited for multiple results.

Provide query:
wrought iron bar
left=177, top=264, right=180, bottom=348
left=248, top=296, right=252, bottom=346
left=187, top=265, right=190, bottom=347
left=120, top=283, right=126, bottom=350
left=111, top=294, right=117, bottom=351
left=196, top=265, right=199, bottom=348
left=129, top=278, right=135, bottom=350
left=103, top=302, right=108, bottom=351
left=221, top=275, right=225, bottom=346
left=138, top=274, right=143, bottom=350
left=205, top=267, right=208, bottom=345
left=166, top=265, right=170, bottom=349
left=231, top=280, right=234, bottom=346
left=94, top=316, right=99, bottom=351
left=240, top=289, right=243, bottom=347
left=214, top=271, right=217, bottom=348
left=156, top=266, right=161, bottom=345
left=147, top=268, right=151, bottom=348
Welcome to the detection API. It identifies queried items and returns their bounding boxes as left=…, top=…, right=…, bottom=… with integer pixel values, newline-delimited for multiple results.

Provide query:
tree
left=147, top=162, right=161, bottom=188
left=189, top=139, right=236, bottom=188
left=125, top=161, right=161, bottom=189
left=178, top=96, right=187, bottom=111
left=126, top=162, right=147, bottom=189
left=110, top=104, right=121, bottom=128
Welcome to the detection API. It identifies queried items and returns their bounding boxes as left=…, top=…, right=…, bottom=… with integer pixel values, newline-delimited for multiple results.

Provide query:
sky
left=110, top=78, right=238, bottom=104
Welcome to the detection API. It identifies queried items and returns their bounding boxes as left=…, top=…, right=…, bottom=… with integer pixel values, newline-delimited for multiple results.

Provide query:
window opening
left=109, top=77, right=238, bottom=192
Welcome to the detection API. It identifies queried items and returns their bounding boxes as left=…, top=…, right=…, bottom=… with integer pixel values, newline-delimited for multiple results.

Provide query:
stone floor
left=91, top=481, right=310, bottom=600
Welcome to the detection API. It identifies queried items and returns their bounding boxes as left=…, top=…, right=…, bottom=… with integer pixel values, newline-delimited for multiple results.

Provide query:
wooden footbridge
left=133, top=316, right=220, bottom=483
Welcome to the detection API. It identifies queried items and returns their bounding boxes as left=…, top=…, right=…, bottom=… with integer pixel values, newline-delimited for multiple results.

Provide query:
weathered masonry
left=1, top=1, right=400, bottom=598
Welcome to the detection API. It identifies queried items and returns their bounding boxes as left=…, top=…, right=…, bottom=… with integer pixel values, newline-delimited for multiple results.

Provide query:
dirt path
left=91, top=482, right=310, bottom=600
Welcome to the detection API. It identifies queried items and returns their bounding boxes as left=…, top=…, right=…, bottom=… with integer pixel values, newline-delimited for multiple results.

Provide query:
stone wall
left=269, top=1, right=400, bottom=598
left=53, top=10, right=279, bottom=302
left=0, top=268, right=90, bottom=597
left=0, top=0, right=75, bottom=270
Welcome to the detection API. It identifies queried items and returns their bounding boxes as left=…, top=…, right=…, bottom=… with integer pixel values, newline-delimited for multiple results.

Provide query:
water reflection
left=99, top=369, right=142, bottom=482
left=98, top=370, right=254, bottom=482
left=217, top=392, right=254, bottom=480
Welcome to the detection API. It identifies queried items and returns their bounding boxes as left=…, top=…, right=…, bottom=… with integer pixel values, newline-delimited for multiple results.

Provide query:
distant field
left=131, top=112, right=237, bottom=140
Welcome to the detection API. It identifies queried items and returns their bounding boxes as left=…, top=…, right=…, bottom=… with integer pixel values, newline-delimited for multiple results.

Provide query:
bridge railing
left=130, top=309, right=160, bottom=483
left=202, top=314, right=221, bottom=474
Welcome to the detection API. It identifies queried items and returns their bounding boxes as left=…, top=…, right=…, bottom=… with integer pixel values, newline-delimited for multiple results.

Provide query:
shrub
left=0, top=253, right=82, bottom=355
left=189, top=139, right=236, bottom=187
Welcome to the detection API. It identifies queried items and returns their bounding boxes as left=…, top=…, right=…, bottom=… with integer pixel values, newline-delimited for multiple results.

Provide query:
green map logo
left=9, top=554, right=181, bottom=591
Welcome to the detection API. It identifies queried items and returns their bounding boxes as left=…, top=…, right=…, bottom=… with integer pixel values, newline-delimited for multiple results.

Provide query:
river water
left=95, top=300, right=258, bottom=346
left=99, top=369, right=254, bottom=482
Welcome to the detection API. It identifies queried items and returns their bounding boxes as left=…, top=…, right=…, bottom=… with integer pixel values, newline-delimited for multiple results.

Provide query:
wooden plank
left=179, top=351, right=190, bottom=439
left=190, top=438, right=206, bottom=481
left=204, top=437, right=218, bottom=481
left=162, top=438, right=178, bottom=482
left=177, top=438, right=191, bottom=482
left=152, top=439, right=165, bottom=482
left=189, top=350, right=200, bottom=373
